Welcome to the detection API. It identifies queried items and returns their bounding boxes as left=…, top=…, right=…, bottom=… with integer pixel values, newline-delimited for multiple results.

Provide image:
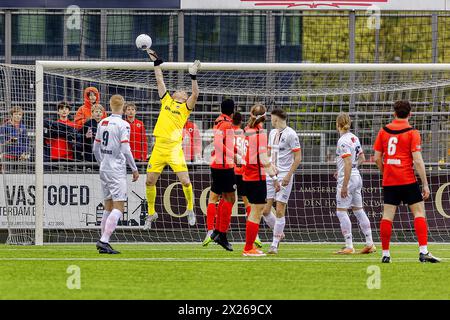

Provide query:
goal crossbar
left=36, top=61, right=450, bottom=72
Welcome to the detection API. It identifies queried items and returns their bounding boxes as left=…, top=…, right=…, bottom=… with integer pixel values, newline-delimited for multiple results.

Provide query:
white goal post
left=28, top=61, right=450, bottom=245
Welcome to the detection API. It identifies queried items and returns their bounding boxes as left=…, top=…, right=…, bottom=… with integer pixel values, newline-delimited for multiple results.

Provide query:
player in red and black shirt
left=242, top=104, right=279, bottom=257
left=373, top=100, right=440, bottom=263
left=204, top=99, right=236, bottom=251
left=232, top=112, right=251, bottom=216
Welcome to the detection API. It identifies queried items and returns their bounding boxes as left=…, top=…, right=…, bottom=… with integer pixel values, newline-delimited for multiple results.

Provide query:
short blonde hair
left=9, top=106, right=23, bottom=116
left=92, top=104, right=104, bottom=112
left=109, top=95, right=125, bottom=112
left=336, top=112, right=351, bottom=131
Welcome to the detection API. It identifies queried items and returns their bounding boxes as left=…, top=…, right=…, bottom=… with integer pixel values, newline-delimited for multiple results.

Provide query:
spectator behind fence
left=182, top=120, right=202, bottom=163
left=124, top=103, right=148, bottom=163
left=74, top=87, right=106, bottom=129
left=81, top=104, right=104, bottom=162
left=0, top=106, right=30, bottom=165
left=46, top=102, right=77, bottom=161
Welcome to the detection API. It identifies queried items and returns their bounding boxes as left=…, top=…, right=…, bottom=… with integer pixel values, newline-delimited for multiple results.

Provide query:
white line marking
left=0, top=257, right=446, bottom=262
left=1, top=247, right=450, bottom=252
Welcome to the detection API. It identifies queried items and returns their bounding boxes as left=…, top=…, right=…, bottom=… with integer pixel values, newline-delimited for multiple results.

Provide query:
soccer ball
left=135, top=34, right=152, bottom=50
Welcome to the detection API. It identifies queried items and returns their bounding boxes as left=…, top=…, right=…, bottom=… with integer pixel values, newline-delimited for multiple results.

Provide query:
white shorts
left=336, top=175, right=363, bottom=209
left=100, top=171, right=127, bottom=202
left=266, top=173, right=293, bottom=204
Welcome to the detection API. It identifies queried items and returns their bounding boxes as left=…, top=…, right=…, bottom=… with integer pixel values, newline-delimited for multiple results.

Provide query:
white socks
left=100, top=209, right=122, bottom=243
left=336, top=211, right=353, bottom=249
left=272, top=217, right=286, bottom=247
left=263, top=212, right=276, bottom=230
left=419, top=246, right=428, bottom=254
left=353, top=209, right=374, bottom=247
left=100, top=210, right=111, bottom=235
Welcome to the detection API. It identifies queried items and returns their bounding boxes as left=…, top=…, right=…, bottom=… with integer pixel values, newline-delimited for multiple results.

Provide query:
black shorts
left=210, top=168, right=236, bottom=195
left=235, top=174, right=246, bottom=197
left=383, top=182, right=423, bottom=206
left=244, top=180, right=267, bottom=204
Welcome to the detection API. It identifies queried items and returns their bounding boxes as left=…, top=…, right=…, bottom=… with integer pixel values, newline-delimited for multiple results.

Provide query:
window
left=17, top=15, right=46, bottom=45
left=12, top=13, right=64, bottom=59
left=276, top=15, right=302, bottom=62
left=238, top=15, right=265, bottom=45
left=107, top=15, right=133, bottom=45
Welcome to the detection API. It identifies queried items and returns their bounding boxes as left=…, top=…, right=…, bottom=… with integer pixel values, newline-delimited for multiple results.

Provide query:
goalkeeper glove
left=146, top=49, right=163, bottom=66
left=189, top=60, right=201, bottom=80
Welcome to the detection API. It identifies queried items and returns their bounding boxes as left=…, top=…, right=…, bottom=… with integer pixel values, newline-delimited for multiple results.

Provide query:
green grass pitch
left=0, top=243, right=449, bottom=300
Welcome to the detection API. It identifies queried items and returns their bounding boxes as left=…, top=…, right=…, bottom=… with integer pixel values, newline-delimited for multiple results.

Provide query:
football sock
left=100, top=209, right=122, bottom=243
left=145, top=185, right=157, bottom=215
left=215, top=199, right=224, bottom=231
left=206, top=203, right=216, bottom=231
left=380, top=219, right=393, bottom=253
left=219, top=200, right=233, bottom=233
left=336, top=211, right=353, bottom=249
left=245, top=221, right=259, bottom=251
left=414, top=217, right=428, bottom=254
left=272, top=216, right=286, bottom=247
left=262, top=212, right=276, bottom=229
left=353, top=209, right=374, bottom=246
left=100, top=210, right=111, bottom=235
left=182, top=184, right=194, bottom=211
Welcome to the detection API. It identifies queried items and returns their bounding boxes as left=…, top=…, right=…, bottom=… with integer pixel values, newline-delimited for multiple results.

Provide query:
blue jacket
left=0, top=121, right=29, bottom=157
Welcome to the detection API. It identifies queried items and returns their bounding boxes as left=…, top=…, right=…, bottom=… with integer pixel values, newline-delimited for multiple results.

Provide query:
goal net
left=1, top=62, right=449, bottom=245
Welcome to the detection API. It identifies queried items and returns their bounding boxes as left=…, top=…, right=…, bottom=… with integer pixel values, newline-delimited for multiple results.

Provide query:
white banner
left=181, top=0, right=447, bottom=11
left=0, top=174, right=149, bottom=229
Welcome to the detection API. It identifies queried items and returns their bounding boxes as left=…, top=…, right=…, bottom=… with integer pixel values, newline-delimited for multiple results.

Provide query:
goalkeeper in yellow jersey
left=143, top=49, right=200, bottom=230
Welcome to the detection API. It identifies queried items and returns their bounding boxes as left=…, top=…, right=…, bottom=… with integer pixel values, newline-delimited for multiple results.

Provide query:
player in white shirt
left=93, top=95, right=139, bottom=254
left=262, top=109, right=302, bottom=254
left=334, top=113, right=375, bottom=254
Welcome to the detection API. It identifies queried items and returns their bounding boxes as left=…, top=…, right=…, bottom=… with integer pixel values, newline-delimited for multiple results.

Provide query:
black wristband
left=154, top=59, right=163, bottom=67
left=190, top=74, right=197, bottom=80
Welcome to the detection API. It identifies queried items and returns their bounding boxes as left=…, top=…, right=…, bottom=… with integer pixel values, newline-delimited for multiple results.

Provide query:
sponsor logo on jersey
left=101, top=121, right=109, bottom=126
left=164, top=106, right=181, bottom=115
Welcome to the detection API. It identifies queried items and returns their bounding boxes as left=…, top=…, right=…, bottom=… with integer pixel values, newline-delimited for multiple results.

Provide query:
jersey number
left=102, top=131, right=109, bottom=146
left=387, top=137, right=398, bottom=156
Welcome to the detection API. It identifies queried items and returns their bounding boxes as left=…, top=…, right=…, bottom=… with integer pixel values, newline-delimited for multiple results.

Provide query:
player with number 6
left=373, top=100, right=440, bottom=263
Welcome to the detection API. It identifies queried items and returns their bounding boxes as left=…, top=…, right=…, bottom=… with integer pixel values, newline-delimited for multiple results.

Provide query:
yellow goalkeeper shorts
left=147, top=139, right=188, bottom=173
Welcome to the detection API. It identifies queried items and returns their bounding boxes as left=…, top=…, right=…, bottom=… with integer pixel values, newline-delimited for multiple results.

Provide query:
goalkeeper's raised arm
left=187, top=60, right=200, bottom=110
left=146, top=49, right=167, bottom=98
left=146, top=49, right=200, bottom=109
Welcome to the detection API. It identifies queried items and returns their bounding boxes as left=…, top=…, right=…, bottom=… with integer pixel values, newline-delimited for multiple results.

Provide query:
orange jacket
left=74, top=87, right=106, bottom=129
